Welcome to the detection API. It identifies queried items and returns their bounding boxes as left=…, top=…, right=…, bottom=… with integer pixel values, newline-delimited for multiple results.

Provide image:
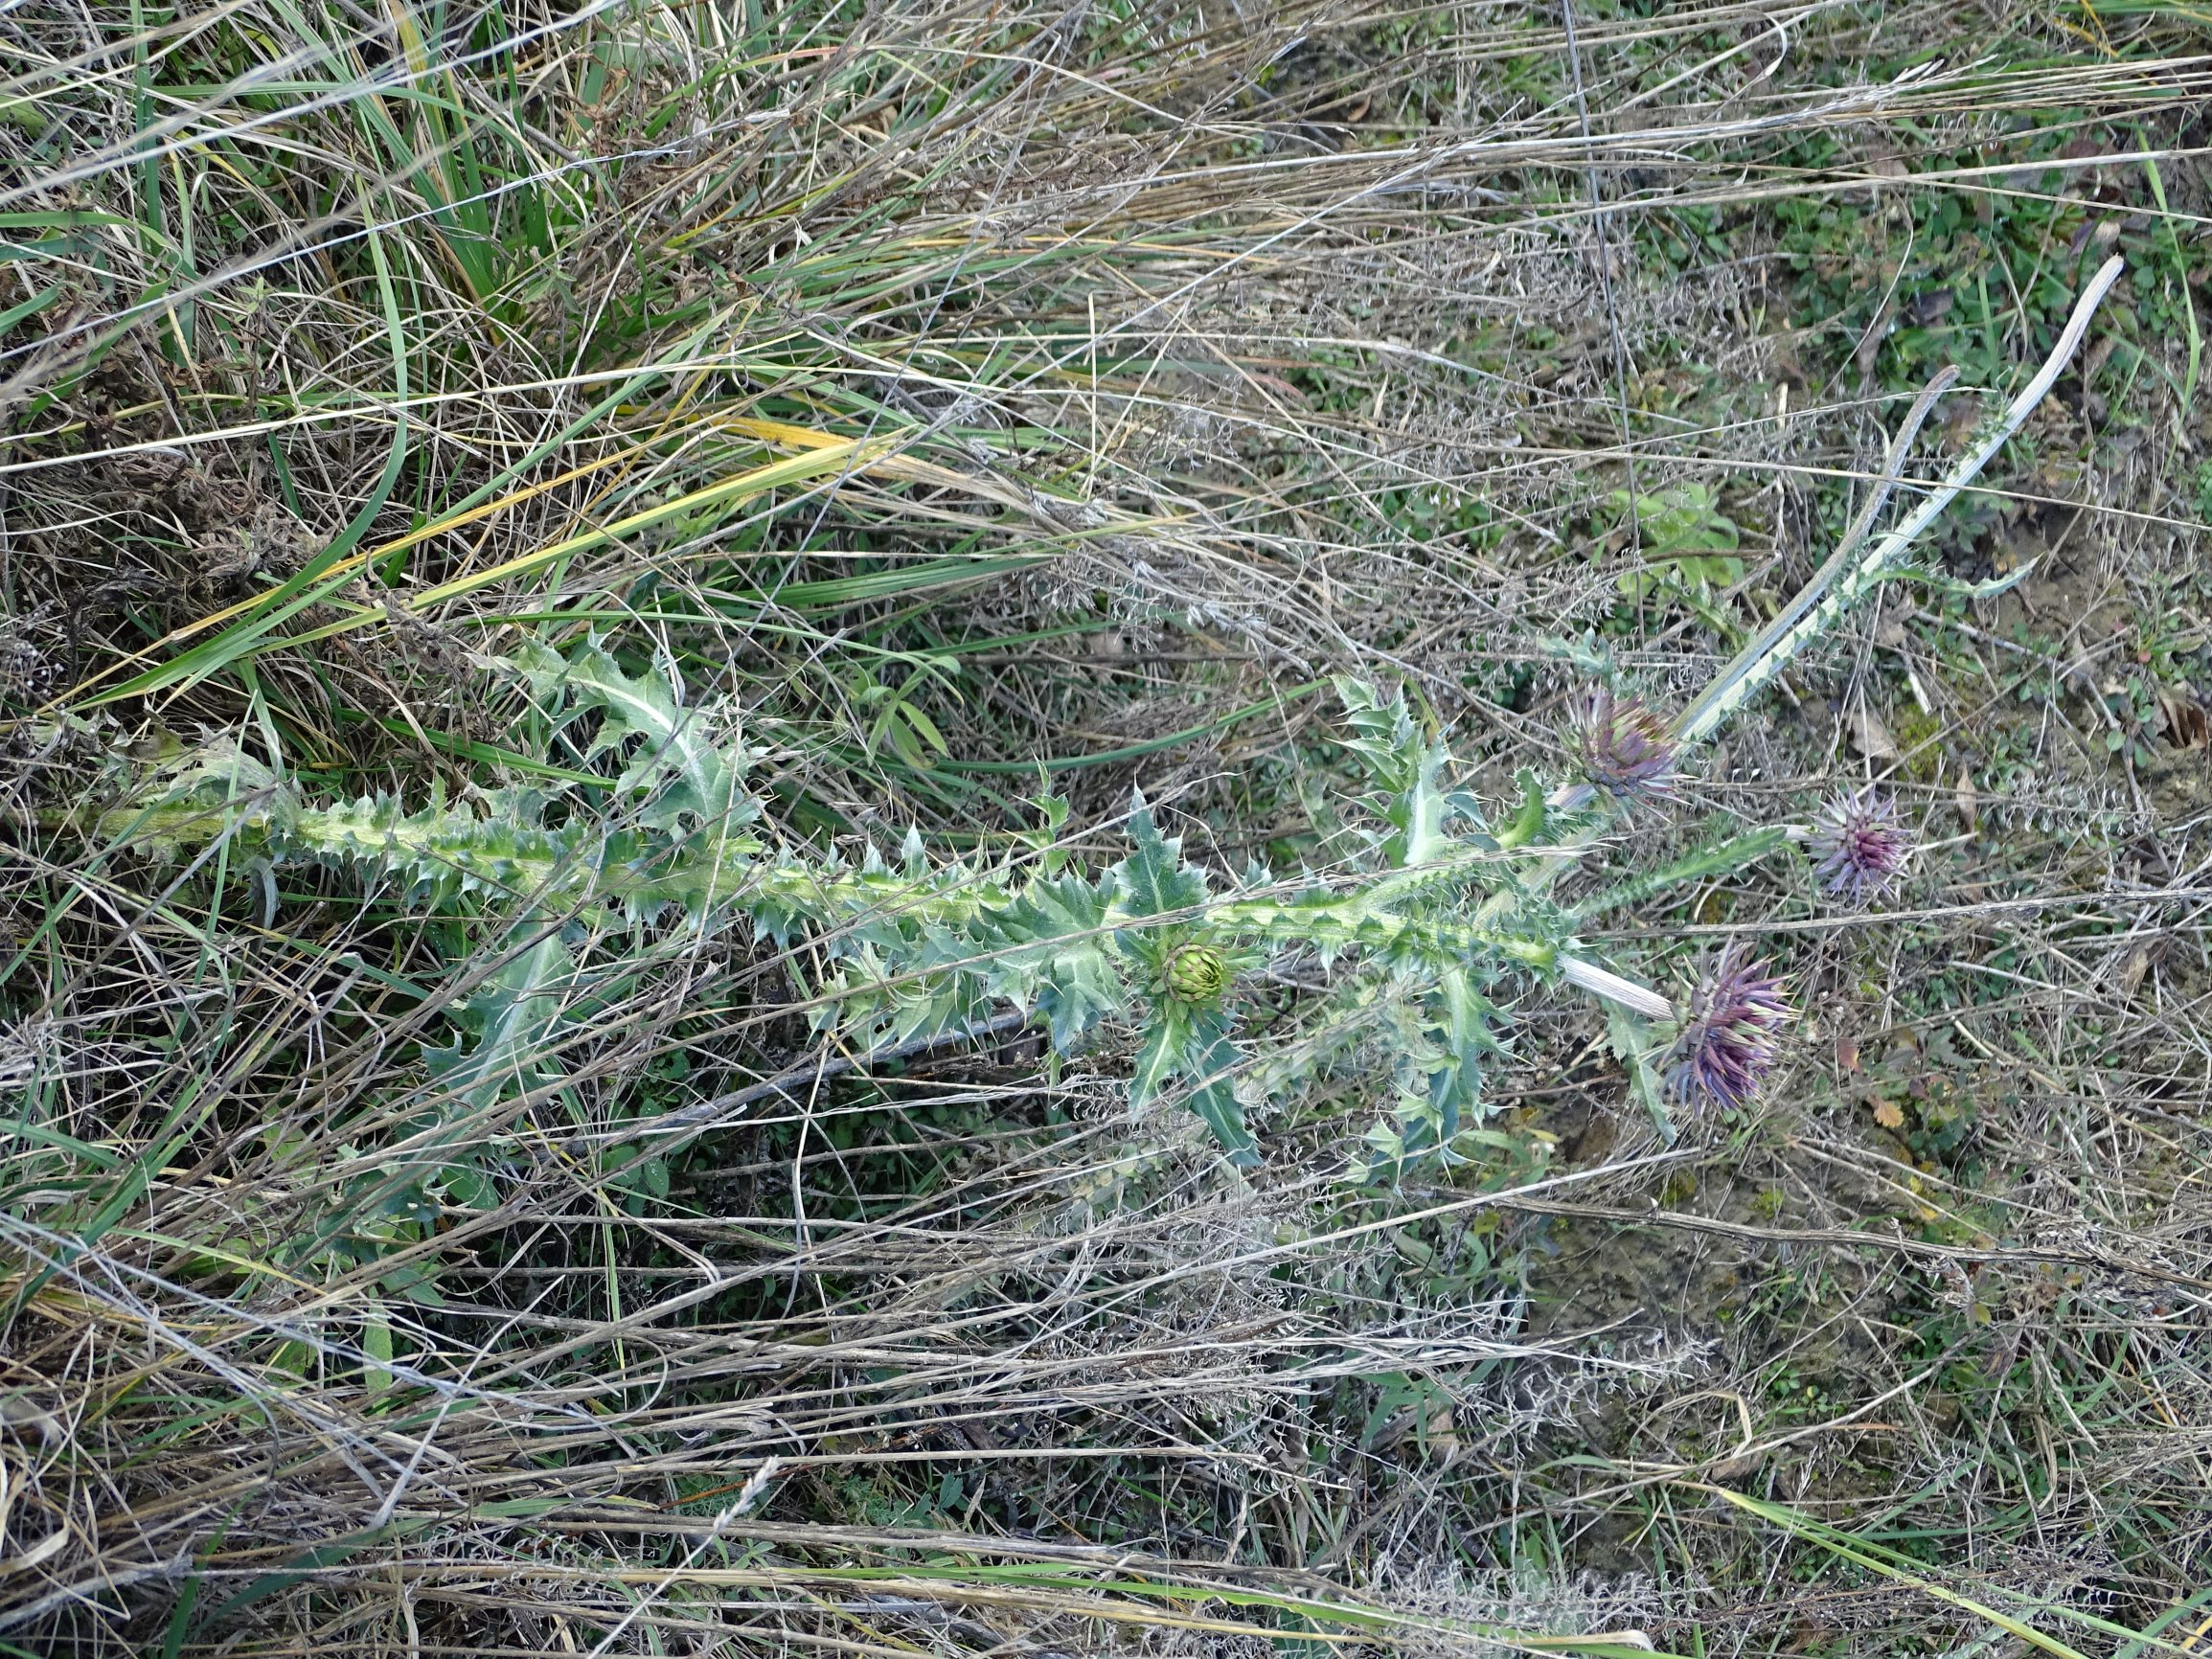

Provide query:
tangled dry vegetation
left=2, top=0, right=2211, bottom=1654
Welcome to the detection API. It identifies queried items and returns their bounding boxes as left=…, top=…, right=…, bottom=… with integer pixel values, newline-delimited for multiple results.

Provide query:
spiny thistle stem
left=1673, top=254, right=2124, bottom=746
left=1539, top=255, right=2124, bottom=908
left=233, top=793, right=1576, bottom=972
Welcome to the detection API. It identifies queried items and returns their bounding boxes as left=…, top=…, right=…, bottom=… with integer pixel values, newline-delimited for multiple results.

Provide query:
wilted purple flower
left=1571, top=687, right=1677, bottom=805
left=1666, top=943, right=1791, bottom=1112
left=1811, top=787, right=1912, bottom=902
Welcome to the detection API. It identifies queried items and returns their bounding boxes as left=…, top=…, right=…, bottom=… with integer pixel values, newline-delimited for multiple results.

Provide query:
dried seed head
left=1571, top=687, right=1677, bottom=805
left=1667, top=943, right=1791, bottom=1112
left=1811, top=786, right=1912, bottom=902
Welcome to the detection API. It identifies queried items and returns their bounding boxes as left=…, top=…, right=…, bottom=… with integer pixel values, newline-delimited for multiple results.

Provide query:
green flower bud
left=1164, top=943, right=1230, bottom=1005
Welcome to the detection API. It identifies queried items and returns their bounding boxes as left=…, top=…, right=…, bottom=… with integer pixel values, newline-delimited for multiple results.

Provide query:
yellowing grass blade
left=402, top=434, right=889, bottom=609
left=73, top=436, right=885, bottom=709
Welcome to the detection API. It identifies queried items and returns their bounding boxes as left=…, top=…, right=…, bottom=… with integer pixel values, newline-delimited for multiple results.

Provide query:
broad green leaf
left=361, top=1307, right=396, bottom=1398
left=423, top=928, right=577, bottom=1110
left=1610, top=483, right=1739, bottom=555
left=1607, top=1001, right=1674, bottom=1143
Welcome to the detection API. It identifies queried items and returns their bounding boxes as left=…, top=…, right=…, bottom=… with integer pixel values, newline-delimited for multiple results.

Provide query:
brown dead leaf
left=1953, top=764, right=1978, bottom=832
left=2155, top=683, right=2209, bottom=750
left=1849, top=703, right=1900, bottom=761
left=1873, top=1099, right=1906, bottom=1130
left=1902, top=288, right=1954, bottom=326
left=1854, top=317, right=1887, bottom=384
left=2110, top=945, right=2150, bottom=1002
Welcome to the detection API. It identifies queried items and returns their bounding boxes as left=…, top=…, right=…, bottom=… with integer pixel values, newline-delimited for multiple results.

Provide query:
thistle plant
left=1666, top=944, right=1792, bottom=1113
left=1811, top=787, right=1913, bottom=902
left=48, top=256, right=2124, bottom=1181
left=68, top=662, right=1686, bottom=1173
left=1670, top=256, right=2125, bottom=749
left=1571, top=687, right=1678, bottom=805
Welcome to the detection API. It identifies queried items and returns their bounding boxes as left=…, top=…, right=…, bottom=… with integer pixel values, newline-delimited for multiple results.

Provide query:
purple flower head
left=1571, top=687, right=1678, bottom=805
left=1811, top=786, right=1912, bottom=902
left=1666, top=943, right=1791, bottom=1112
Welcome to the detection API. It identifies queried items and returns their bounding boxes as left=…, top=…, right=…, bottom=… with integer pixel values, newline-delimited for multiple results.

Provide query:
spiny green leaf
left=971, top=873, right=1124, bottom=1049
left=1495, top=767, right=1547, bottom=851
left=1334, top=677, right=1455, bottom=866
left=1130, top=1003, right=1254, bottom=1165
left=1607, top=1000, right=1674, bottom=1144
left=1129, top=1002, right=1189, bottom=1113
left=1424, top=966, right=1500, bottom=1123
left=516, top=639, right=756, bottom=833
left=1111, top=792, right=1207, bottom=961
left=1180, top=1019, right=1256, bottom=1167
left=1573, top=826, right=1789, bottom=919
left=422, top=928, right=577, bottom=1110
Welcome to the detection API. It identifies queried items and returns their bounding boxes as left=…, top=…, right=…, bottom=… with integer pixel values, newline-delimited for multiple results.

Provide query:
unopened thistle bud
left=1164, top=943, right=1230, bottom=1006
left=1666, top=943, right=1790, bottom=1112
left=1571, top=687, right=1678, bottom=805
left=1810, top=786, right=1911, bottom=902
